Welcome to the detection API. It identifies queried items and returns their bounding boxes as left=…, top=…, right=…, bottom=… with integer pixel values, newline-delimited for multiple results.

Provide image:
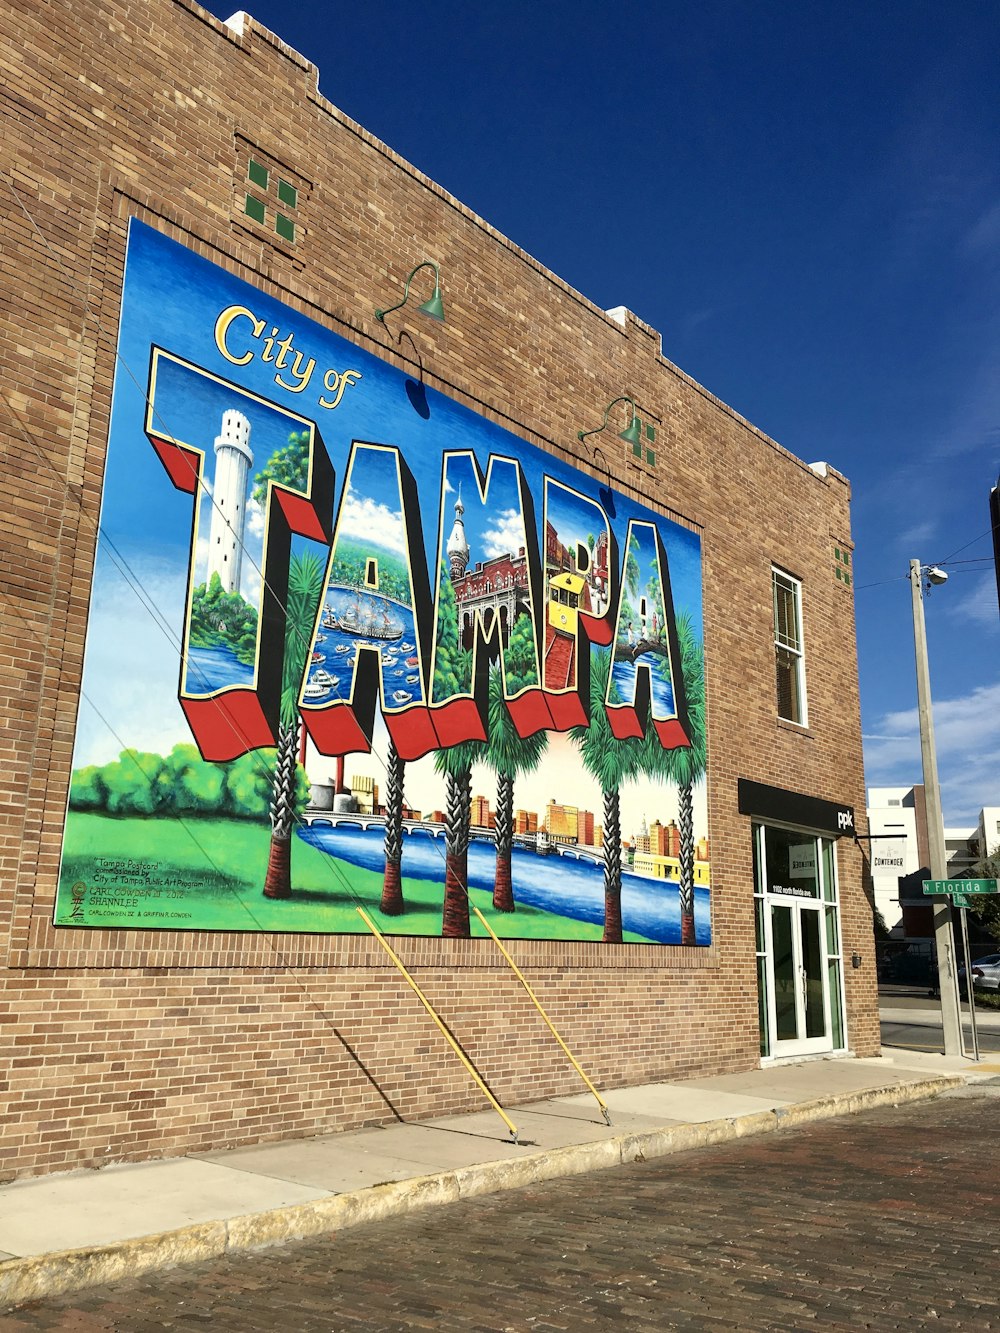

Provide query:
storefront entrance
left=753, top=822, right=847, bottom=1059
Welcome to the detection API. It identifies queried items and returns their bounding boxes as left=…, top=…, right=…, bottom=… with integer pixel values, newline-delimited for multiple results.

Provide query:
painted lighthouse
left=206, top=410, right=253, bottom=595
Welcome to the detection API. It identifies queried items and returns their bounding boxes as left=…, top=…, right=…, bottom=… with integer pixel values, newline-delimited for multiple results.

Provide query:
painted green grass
left=57, top=811, right=653, bottom=942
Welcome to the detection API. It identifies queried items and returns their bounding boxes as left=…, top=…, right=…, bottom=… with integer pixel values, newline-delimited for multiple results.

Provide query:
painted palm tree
left=380, top=737, right=406, bottom=914
left=428, top=558, right=482, bottom=936
left=624, top=532, right=641, bottom=601
left=642, top=612, right=707, bottom=944
left=486, top=665, right=547, bottom=912
left=262, top=550, right=325, bottom=899
left=434, top=739, right=485, bottom=936
left=570, top=649, right=643, bottom=943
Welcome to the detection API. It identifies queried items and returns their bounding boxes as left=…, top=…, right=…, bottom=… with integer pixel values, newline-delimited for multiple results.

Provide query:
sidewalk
left=2, top=1047, right=998, bottom=1312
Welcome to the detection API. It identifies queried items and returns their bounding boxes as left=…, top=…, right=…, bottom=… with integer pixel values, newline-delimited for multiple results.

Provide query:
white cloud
left=337, top=494, right=407, bottom=556
left=241, top=566, right=262, bottom=605
left=681, top=306, right=718, bottom=338
left=246, top=496, right=265, bottom=539
left=481, top=507, right=526, bottom=559
left=864, top=679, right=1000, bottom=822
left=894, top=518, right=939, bottom=553
left=964, top=199, right=1000, bottom=257
left=947, top=572, right=1000, bottom=631
left=194, top=534, right=209, bottom=581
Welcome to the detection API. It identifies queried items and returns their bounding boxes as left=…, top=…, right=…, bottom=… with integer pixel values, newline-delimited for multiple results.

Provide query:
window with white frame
left=772, top=567, right=806, bottom=724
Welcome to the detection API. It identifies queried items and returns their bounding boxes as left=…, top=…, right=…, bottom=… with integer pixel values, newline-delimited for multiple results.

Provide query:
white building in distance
left=867, top=786, right=922, bottom=935
left=867, top=785, right=1000, bottom=937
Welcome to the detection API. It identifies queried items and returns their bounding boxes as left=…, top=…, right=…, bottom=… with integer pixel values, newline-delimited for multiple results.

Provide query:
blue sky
left=196, top=0, right=1000, bottom=825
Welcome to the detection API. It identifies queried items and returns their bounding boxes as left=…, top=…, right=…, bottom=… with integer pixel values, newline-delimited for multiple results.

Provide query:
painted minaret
left=446, top=485, right=470, bottom=581
left=207, top=409, right=253, bottom=595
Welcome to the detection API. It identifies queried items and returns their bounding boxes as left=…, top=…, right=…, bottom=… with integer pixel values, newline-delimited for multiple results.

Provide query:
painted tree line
left=69, top=742, right=309, bottom=820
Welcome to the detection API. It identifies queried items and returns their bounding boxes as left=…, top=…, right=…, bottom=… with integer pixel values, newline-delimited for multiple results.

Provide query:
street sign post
left=958, top=904, right=981, bottom=1061
left=919, top=878, right=991, bottom=1062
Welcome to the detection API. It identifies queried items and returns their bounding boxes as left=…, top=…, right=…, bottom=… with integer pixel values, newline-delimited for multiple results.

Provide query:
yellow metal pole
left=472, top=905, right=611, bottom=1125
left=356, top=906, right=520, bottom=1142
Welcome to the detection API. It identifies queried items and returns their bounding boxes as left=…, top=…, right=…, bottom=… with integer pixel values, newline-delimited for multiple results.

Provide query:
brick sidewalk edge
left=0, top=1073, right=965, bottom=1312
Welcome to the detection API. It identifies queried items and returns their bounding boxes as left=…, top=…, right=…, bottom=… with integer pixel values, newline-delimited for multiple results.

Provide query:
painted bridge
left=300, top=811, right=604, bottom=864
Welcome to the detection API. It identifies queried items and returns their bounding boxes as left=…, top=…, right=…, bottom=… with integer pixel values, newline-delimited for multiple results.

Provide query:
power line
left=933, top=511, right=1000, bottom=567
left=854, top=575, right=908, bottom=591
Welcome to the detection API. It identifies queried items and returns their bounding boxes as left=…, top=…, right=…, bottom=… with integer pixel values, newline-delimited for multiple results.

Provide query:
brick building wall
left=0, top=0, right=877, bottom=1182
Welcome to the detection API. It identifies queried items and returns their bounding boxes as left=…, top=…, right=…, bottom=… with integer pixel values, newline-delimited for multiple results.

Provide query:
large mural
left=56, top=220, right=710, bottom=945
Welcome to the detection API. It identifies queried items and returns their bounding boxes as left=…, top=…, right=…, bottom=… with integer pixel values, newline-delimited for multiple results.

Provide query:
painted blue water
left=183, top=589, right=421, bottom=704
left=305, top=588, right=422, bottom=709
left=186, top=642, right=254, bottom=694
left=298, top=822, right=711, bottom=945
left=611, top=652, right=675, bottom=719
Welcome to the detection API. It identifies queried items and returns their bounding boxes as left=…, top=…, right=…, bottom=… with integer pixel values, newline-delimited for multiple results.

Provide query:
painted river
left=298, top=822, right=710, bottom=945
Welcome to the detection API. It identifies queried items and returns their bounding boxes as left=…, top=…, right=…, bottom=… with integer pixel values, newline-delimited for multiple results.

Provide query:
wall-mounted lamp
left=592, top=446, right=616, bottom=518
left=577, top=395, right=643, bottom=449
left=375, top=261, right=445, bottom=325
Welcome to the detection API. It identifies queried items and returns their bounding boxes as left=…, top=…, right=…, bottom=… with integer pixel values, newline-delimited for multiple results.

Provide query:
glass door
left=768, top=899, right=829, bottom=1054
left=754, top=823, right=846, bottom=1058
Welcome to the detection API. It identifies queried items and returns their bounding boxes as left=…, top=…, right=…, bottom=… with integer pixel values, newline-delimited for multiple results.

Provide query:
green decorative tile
left=248, top=159, right=268, bottom=190
left=278, top=179, right=297, bottom=209
left=275, top=213, right=295, bottom=242
left=244, top=194, right=266, bottom=223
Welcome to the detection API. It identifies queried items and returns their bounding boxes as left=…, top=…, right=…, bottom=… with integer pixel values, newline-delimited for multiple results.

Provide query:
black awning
left=738, top=779, right=855, bottom=838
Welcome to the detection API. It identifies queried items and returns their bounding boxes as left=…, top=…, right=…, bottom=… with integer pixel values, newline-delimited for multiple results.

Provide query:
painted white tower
left=446, top=486, right=470, bottom=581
left=207, top=410, right=253, bottom=595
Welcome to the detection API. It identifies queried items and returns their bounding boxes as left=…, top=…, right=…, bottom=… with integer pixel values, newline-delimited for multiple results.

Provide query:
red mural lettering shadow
left=302, top=699, right=445, bottom=765
left=607, top=703, right=691, bottom=750
left=505, top=687, right=556, bottom=737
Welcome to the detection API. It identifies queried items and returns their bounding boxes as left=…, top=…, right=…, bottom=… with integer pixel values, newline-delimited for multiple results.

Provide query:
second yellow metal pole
left=356, top=906, right=520, bottom=1142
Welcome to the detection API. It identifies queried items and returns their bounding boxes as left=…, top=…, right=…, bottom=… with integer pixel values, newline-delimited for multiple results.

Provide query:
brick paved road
left=4, top=1085, right=999, bottom=1332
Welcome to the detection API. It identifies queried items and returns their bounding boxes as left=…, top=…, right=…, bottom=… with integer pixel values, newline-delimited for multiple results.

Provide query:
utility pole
left=909, top=558, right=963, bottom=1056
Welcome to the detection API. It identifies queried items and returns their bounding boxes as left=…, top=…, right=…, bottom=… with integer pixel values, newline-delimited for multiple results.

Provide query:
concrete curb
left=0, top=1073, right=964, bottom=1311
